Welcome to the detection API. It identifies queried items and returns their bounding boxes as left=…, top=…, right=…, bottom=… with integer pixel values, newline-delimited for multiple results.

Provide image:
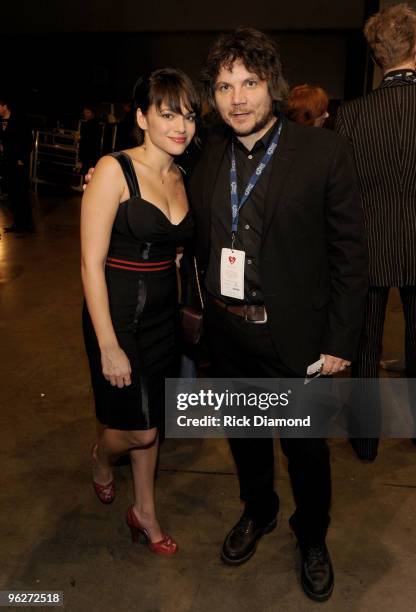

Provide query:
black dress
left=83, top=152, right=194, bottom=430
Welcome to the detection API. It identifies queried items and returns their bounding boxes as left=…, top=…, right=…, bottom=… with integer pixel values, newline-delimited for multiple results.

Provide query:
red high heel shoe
left=126, top=506, right=178, bottom=555
left=92, top=444, right=115, bottom=504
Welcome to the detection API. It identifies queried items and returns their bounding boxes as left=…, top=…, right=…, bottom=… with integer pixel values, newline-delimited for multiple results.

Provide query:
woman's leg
left=92, top=421, right=111, bottom=485
left=93, top=425, right=157, bottom=485
left=129, top=435, right=163, bottom=542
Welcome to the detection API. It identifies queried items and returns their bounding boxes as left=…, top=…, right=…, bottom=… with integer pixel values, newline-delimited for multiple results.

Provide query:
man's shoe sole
left=220, top=517, right=277, bottom=566
left=301, top=579, right=334, bottom=603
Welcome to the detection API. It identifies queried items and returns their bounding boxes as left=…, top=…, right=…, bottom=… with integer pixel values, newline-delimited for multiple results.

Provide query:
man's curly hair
left=201, top=28, right=289, bottom=109
left=365, top=3, right=416, bottom=70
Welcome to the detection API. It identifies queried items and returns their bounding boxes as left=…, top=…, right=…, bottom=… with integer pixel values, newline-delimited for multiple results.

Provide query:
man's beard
left=231, top=107, right=275, bottom=137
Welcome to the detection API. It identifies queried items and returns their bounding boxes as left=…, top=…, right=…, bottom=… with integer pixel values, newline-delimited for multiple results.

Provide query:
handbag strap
left=193, top=257, right=204, bottom=310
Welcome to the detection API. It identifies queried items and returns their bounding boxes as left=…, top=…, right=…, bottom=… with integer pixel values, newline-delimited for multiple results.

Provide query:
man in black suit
left=0, top=95, right=33, bottom=232
left=189, top=28, right=368, bottom=601
left=336, top=3, right=416, bottom=461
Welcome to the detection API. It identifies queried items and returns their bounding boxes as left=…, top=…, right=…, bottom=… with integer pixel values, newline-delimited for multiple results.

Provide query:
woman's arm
left=81, top=156, right=132, bottom=388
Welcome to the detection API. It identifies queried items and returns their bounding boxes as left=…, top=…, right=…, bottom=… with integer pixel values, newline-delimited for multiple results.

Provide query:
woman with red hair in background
left=285, top=84, right=329, bottom=127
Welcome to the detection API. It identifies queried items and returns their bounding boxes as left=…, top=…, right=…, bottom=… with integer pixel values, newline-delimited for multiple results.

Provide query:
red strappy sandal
left=126, top=506, right=178, bottom=555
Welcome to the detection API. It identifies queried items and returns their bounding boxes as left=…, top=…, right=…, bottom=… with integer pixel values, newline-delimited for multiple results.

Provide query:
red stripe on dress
left=106, top=262, right=174, bottom=272
left=107, top=256, right=174, bottom=267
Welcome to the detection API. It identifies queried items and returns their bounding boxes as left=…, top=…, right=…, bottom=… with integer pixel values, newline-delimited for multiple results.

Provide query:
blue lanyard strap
left=230, top=117, right=283, bottom=238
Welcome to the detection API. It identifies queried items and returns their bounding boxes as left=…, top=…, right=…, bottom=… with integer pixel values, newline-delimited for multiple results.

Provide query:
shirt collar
left=381, top=68, right=416, bottom=87
left=384, top=68, right=416, bottom=78
left=233, top=116, right=279, bottom=154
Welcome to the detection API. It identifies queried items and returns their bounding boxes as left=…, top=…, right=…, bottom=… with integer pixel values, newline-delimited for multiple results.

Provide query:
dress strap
left=108, top=152, right=141, bottom=199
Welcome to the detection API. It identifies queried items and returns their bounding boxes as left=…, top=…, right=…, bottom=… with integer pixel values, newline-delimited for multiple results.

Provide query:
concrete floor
left=0, top=191, right=415, bottom=612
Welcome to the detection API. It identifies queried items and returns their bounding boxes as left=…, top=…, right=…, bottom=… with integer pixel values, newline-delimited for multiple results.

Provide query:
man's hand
left=83, top=166, right=96, bottom=190
left=320, top=354, right=351, bottom=375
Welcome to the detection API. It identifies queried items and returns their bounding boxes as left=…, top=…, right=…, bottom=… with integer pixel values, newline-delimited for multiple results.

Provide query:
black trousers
left=350, top=286, right=416, bottom=454
left=352, top=286, right=416, bottom=378
left=206, top=299, right=331, bottom=546
left=5, top=162, right=32, bottom=230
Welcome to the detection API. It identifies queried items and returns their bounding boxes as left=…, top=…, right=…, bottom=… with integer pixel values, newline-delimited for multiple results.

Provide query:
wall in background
left=4, top=30, right=353, bottom=118
left=2, top=1, right=372, bottom=118
left=2, top=0, right=365, bottom=32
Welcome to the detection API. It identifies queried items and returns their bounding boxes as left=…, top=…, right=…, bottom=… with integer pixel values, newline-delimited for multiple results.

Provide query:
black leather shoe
left=299, top=543, right=334, bottom=602
left=221, top=514, right=277, bottom=566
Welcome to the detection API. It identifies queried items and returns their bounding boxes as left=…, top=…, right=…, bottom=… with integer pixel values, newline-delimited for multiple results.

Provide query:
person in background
left=0, top=94, right=33, bottom=233
left=336, top=3, right=416, bottom=461
left=285, top=84, right=329, bottom=127
left=81, top=68, right=198, bottom=555
left=79, top=104, right=102, bottom=175
left=115, top=101, right=138, bottom=150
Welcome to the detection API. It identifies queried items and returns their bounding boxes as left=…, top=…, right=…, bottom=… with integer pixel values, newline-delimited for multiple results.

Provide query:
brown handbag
left=180, top=257, right=204, bottom=345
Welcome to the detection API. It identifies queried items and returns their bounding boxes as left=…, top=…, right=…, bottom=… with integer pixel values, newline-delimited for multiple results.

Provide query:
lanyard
left=230, top=118, right=283, bottom=246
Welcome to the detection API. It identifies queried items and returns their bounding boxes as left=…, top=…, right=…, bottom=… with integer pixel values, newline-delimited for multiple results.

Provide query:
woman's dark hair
left=201, top=27, right=289, bottom=110
left=133, top=68, right=201, bottom=144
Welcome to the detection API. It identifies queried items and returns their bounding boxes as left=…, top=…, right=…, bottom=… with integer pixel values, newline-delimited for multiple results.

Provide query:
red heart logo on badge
left=228, top=256, right=236, bottom=264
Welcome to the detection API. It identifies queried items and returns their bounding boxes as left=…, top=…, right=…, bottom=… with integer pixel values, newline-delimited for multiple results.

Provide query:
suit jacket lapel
left=194, top=132, right=228, bottom=266
left=262, top=119, right=297, bottom=242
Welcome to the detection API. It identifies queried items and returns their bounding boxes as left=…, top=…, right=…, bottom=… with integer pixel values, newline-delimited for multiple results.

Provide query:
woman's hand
left=101, top=345, right=132, bottom=388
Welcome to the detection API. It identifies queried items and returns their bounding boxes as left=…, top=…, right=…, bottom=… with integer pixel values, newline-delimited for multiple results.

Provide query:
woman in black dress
left=81, top=69, right=199, bottom=555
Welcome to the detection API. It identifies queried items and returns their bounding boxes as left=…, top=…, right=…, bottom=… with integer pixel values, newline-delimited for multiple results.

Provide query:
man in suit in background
left=189, top=28, right=368, bottom=602
left=336, top=3, right=416, bottom=461
left=0, top=95, right=33, bottom=233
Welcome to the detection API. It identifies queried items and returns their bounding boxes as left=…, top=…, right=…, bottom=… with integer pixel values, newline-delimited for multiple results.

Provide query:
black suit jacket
left=336, top=81, right=416, bottom=286
left=188, top=119, right=368, bottom=375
